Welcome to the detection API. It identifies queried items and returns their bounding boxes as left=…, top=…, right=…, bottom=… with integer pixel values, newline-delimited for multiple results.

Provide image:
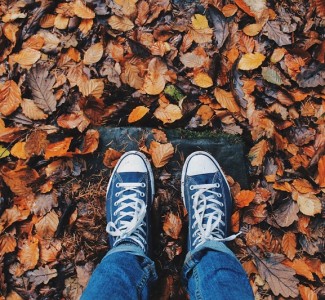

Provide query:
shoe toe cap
left=116, top=153, right=148, bottom=173
left=186, top=154, right=218, bottom=176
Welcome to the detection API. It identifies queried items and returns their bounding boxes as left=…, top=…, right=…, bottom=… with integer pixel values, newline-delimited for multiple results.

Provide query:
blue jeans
left=81, top=242, right=254, bottom=299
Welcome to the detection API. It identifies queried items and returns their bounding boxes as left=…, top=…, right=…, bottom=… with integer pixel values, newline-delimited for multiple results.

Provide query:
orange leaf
left=222, top=4, right=238, bottom=17
left=39, top=239, right=62, bottom=263
left=163, top=212, right=182, bottom=239
left=283, top=259, right=314, bottom=281
left=0, top=205, right=30, bottom=233
left=0, top=234, right=17, bottom=256
left=35, top=210, right=59, bottom=238
left=17, top=236, right=39, bottom=272
left=231, top=211, right=240, bottom=232
left=149, top=141, right=174, bottom=168
left=21, top=98, right=48, bottom=120
left=248, top=139, right=268, bottom=166
left=12, top=48, right=41, bottom=66
left=11, top=141, right=27, bottom=159
left=318, top=155, right=325, bottom=187
left=273, top=182, right=292, bottom=192
left=0, top=80, right=22, bottom=116
left=292, top=179, right=316, bottom=194
left=193, top=72, right=213, bottom=88
left=154, top=104, right=182, bottom=124
left=73, top=0, right=95, bottom=19
left=57, top=111, right=90, bottom=132
left=196, top=105, right=214, bottom=125
left=243, top=23, right=262, bottom=36
left=83, top=42, right=103, bottom=65
left=40, top=14, right=56, bottom=28
left=44, top=137, right=73, bottom=159
left=235, top=190, right=256, bottom=208
left=79, top=19, right=93, bottom=35
left=281, top=232, right=296, bottom=260
left=143, top=58, right=168, bottom=95
left=299, top=285, right=318, bottom=300
left=128, top=106, right=149, bottom=123
left=214, top=88, right=240, bottom=112
left=103, top=148, right=122, bottom=168
left=79, top=129, right=99, bottom=154
left=238, top=53, right=265, bottom=70
left=108, top=15, right=134, bottom=32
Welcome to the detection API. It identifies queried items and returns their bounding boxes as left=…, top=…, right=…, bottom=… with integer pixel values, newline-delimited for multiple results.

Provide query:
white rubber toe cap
left=116, top=154, right=147, bottom=173
left=186, top=154, right=218, bottom=176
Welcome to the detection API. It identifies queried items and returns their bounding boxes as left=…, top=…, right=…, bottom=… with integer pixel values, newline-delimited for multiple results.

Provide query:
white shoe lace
left=106, top=182, right=147, bottom=252
left=190, top=183, right=241, bottom=248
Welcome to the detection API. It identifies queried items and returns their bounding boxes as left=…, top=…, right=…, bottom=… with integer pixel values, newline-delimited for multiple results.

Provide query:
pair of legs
left=81, top=151, right=254, bottom=299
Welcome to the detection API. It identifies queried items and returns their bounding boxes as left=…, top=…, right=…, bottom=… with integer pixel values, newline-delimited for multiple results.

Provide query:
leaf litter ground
left=0, top=0, right=324, bottom=299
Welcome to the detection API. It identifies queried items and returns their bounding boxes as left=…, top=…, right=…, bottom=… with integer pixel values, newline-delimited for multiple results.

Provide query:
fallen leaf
left=35, top=210, right=59, bottom=238
left=163, top=212, right=182, bottom=239
left=214, top=88, right=240, bottom=112
left=79, top=79, right=104, bottom=98
left=143, top=58, right=168, bottom=95
left=243, top=203, right=267, bottom=224
left=282, top=232, right=296, bottom=260
left=154, top=104, right=182, bottom=124
left=31, top=192, right=58, bottom=216
left=262, top=67, right=283, bottom=85
left=108, top=15, right=134, bottom=32
left=76, top=262, right=94, bottom=288
left=299, top=285, right=318, bottom=300
left=28, top=265, right=58, bottom=286
left=269, top=199, right=299, bottom=227
left=12, top=48, right=41, bottom=66
left=149, top=141, right=174, bottom=168
left=25, top=131, right=49, bottom=158
left=297, top=193, right=322, bottom=217
left=0, top=144, right=10, bottom=159
left=243, top=23, right=263, bottom=36
left=114, top=0, right=138, bottom=17
left=73, top=0, right=95, bottom=19
left=0, top=234, right=17, bottom=256
left=40, top=239, right=62, bottom=263
left=235, top=190, right=256, bottom=208
left=318, top=156, right=325, bottom=187
left=238, top=53, right=265, bottom=70
left=222, top=4, right=238, bottom=17
left=128, top=106, right=149, bottom=123
left=18, top=237, right=39, bottom=272
left=193, top=72, right=213, bottom=88
left=103, top=148, right=122, bottom=168
left=11, top=141, right=27, bottom=159
left=21, top=98, right=48, bottom=120
left=283, top=259, right=314, bottom=281
left=79, top=129, right=99, bottom=154
left=83, top=42, right=103, bottom=65
left=248, top=139, right=268, bottom=166
left=292, top=179, right=316, bottom=194
left=191, top=14, right=209, bottom=30
left=44, top=137, right=73, bottom=159
left=0, top=80, right=22, bottom=116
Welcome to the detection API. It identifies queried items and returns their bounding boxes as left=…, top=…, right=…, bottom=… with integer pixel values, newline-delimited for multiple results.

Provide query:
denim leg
left=183, top=241, right=254, bottom=300
left=81, top=244, right=157, bottom=300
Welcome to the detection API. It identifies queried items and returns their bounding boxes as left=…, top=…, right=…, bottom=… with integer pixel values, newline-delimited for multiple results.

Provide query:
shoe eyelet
left=216, top=183, right=220, bottom=188
left=116, top=183, right=120, bottom=187
left=114, top=202, right=118, bottom=206
left=141, top=183, right=146, bottom=187
left=191, top=195, right=195, bottom=199
left=113, top=212, right=117, bottom=216
left=140, top=192, right=145, bottom=197
left=190, top=185, right=194, bottom=190
left=115, top=192, right=119, bottom=197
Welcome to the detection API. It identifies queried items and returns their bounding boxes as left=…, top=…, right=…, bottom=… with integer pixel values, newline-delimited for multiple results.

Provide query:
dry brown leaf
left=296, top=193, right=322, bottom=216
left=108, top=15, right=134, bottom=32
left=40, top=14, right=56, bottom=28
left=103, top=148, right=122, bottom=168
left=0, top=127, right=26, bottom=143
left=114, top=0, right=138, bottom=17
left=222, top=4, right=238, bottom=17
left=21, top=98, right=48, bottom=120
left=135, top=1, right=149, bottom=25
left=11, top=141, right=27, bottom=159
left=238, top=53, right=266, bottom=70
left=299, top=285, right=318, bottom=300
left=5, top=291, right=23, bottom=300
left=12, top=48, right=41, bottom=66
left=79, top=19, right=93, bottom=35
left=143, top=58, right=168, bottom=95
left=57, top=111, right=90, bottom=132
left=79, top=129, right=99, bottom=154
left=149, top=141, right=174, bottom=168
left=128, top=106, right=149, bottom=123
left=0, top=234, right=17, bottom=256
left=248, top=139, right=268, bottom=166
left=35, top=210, right=59, bottom=238
left=214, top=88, right=240, bottom=112
left=0, top=80, right=22, bottom=116
left=180, top=47, right=207, bottom=68
left=154, top=104, right=182, bottom=124
left=163, top=212, right=182, bottom=239
left=83, top=42, right=103, bottom=65
left=270, top=48, right=287, bottom=63
left=17, top=236, right=39, bottom=272
left=40, top=239, right=62, bottom=263
left=0, top=205, right=30, bottom=233
left=273, top=182, right=292, bottom=192
left=54, top=14, right=69, bottom=30
left=318, top=155, right=325, bottom=187
left=243, top=23, right=263, bottom=36
left=25, top=131, right=48, bottom=158
left=3, top=23, right=19, bottom=43
left=152, top=129, right=167, bottom=143
left=79, top=79, right=104, bottom=98
left=31, top=192, right=58, bottom=216
left=282, top=232, right=296, bottom=260
left=292, top=179, right=316, bottom=194
left=235, top=190, right=256, bottom=208
left=28, top=265, right=58, bottom=286
left=44, top=137, right=73, bottom=159
left=193, top=72, right=213, bottom=88
left=73, top=0, right=95, bottom=19
left=121, top=61, right=144, bottom=89
left=231, top=210, right=240, bottom=232
left=196, top=105, right=214, bottom=125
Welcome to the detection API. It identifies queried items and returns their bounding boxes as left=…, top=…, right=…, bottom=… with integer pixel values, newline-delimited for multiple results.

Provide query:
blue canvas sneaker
left=105, top=151, right=154, bottom=255
left=181, top=151, right=239, bottom=252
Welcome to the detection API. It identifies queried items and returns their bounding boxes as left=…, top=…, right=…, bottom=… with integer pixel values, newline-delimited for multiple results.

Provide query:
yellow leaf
left=191, top=14, right=209, bottom=30
left=193, top=72, right=213, bottom=88
left=21, top=98, right=48, bottom=120
left=83, top=42, right=103, bottom=65
left=78, top=79, right=104, bottom=98
left=0, top=144, right=10, bottom=159
left=297, top=193, right=322, bottom=216
left=270, top=48, right=286, bottom=63
left=243, top=23, right=263, bottom=36
left=248, top=139, right=268, bottom=166
left=11, top=141, right=27, bottom=159
left=238, top=52, right=266, bottom=70
left=128, top=106, right=149, bottom=123
left=108, top=15, right=134, bottom=32
left=0, top=80, right=22, bottom=116
left=214, top=88, right=240, bottom=112
left=149, top=141, right=174, bottom=168
left=154, top=104, right=182, bottom=124
left=54, top=14, right=69, bottom=30
left=73, top=0, right=95, bottom=19
left=12, top=48, right=41, bottom=66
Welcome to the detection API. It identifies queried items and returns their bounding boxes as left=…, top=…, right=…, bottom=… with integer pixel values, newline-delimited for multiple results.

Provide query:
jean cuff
left=183, top=240, right=237, bottom=282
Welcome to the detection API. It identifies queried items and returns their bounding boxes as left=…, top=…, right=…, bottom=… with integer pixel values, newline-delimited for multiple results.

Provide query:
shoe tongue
left=189, top=173, right=217, bottom=185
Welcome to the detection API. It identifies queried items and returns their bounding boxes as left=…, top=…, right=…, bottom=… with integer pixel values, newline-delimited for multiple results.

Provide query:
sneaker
left=106, top=151, right=154, bottom=254
left=181, top=151, right=239, bottom=252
